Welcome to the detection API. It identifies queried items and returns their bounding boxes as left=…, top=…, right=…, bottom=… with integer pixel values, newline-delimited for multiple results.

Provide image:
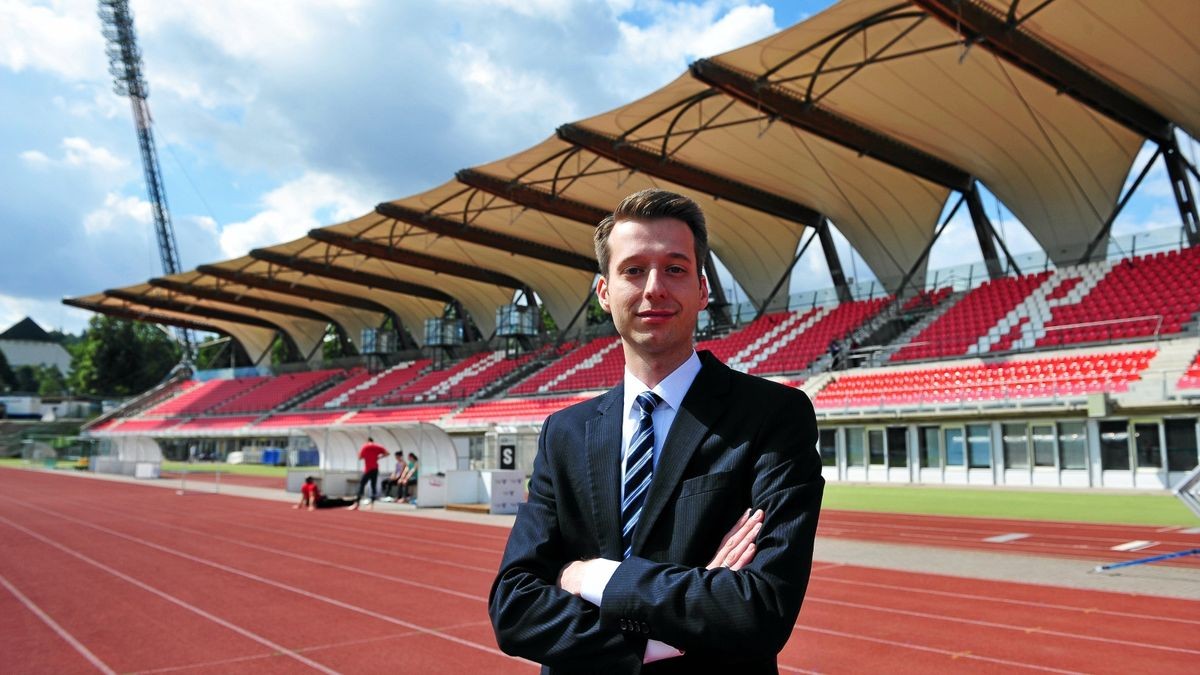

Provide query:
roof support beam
left=249, top=249, right=456, bottom=301
left=375, top=202, right=598, bottom=272
left=101, top=290, right=283, bottom=331
left=816, top=218, right=853, bottom=303
left=454, top=169, right=610, bottom=226
left=63, top=298, right=223, bottom=335
left=756, top=226, right=819, bottom=321
left=148, top=279, right=333, bottom=324
left=690, top=59, right=973, bottom=191
left=913, top=0, right=1172, bottom=143
left=304, top=230, right=525, bottom=288
left=557, top=123, right=824, bottom=225
left=1162, top=136, right=1200, bottom=246
left=965, top=182, right=1004, bottom=280
left=196, top=265, right=406, bottom=312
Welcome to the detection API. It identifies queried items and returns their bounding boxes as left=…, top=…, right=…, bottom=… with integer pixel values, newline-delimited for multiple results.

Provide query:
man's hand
left=706, top=508, right=763, bottom=571
left=559, top=559, right=600, bottom=595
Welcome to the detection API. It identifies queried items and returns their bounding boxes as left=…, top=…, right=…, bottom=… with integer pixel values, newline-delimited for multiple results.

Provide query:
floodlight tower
left=98, top=0, right=193, bottom=361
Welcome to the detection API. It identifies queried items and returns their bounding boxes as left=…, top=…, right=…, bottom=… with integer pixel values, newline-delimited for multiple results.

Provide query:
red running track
left=0, top=468, right=1197, bottom=674
left=818, top=509, right=1200, bottom=568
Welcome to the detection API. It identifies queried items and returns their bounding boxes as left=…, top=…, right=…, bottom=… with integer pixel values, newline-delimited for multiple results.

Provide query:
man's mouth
left=637, top=309, right=676, bottom=321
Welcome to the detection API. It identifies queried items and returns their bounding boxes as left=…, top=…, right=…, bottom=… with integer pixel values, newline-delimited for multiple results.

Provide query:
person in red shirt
left=349, top=437, right=389, bottom=511
left=292, top=476, right=355, bottom=510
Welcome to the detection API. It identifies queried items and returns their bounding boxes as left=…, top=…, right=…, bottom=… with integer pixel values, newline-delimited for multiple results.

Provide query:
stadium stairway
left=728, top=307, right=829, bottom=372
left=534, top=338, right=622, bottom=393
left=1119, top=338, right=1200, bottom=401
left=969, top=261, right=1112, bottom=355
left=869, top=290, right=966, bottom=365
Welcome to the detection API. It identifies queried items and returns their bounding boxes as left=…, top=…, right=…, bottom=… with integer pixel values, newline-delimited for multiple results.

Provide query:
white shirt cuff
left=644, top=639, right=685, bottom=663
left=579, top=558, right=620, bottom=606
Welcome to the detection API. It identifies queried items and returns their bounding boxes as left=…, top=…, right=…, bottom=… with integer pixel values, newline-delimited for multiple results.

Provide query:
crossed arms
left=488, top=391, right=823, bottom=670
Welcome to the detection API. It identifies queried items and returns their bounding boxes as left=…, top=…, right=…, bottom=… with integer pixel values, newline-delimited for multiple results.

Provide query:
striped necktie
left=622, top=391, right=662, bottom=560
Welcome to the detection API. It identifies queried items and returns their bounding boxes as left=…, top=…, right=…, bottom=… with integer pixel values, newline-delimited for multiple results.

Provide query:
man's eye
left=623, top=267, right=642, bottom=276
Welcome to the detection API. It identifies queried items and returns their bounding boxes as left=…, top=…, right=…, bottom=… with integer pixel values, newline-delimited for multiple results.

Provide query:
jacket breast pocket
left=678, top=470, right=738, bottom=498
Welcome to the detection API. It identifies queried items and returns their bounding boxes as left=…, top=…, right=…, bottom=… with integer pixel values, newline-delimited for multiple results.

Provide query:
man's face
left=596, top=217, right=708, bottom=366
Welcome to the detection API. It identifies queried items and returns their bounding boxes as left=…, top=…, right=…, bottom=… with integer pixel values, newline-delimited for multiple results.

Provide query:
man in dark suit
left=490, top=189, right=824, bottom=673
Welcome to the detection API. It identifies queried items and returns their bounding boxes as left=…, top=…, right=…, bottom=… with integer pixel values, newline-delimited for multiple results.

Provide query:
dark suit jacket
left=489, top=351, right=824, bottom=674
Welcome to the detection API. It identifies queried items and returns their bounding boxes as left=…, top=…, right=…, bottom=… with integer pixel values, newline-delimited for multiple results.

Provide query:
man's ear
left=596, top=275, right=611, bottom=313
left=699, top=273, right=710, bottom=311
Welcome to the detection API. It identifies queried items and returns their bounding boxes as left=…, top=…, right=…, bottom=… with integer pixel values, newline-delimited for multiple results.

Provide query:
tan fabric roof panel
left=980, top=0, right=1200, bottom=140
left=473, top=137, right=810, bottom=309
left=570, top=74, right=948, bottom=291
left=713, top=0, right=1142, bottom=266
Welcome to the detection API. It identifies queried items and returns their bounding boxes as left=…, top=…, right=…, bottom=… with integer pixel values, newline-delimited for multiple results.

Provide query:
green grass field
left=2, top=459, right=1194, bottom=526
left=824, top=483, right=1196, bottom=526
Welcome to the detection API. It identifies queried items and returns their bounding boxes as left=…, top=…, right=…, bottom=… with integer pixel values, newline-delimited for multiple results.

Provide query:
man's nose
left=643, top=269, right=667, bottom=297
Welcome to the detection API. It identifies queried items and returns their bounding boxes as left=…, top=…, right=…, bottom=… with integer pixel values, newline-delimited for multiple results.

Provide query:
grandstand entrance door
left=1130, top=419, right=1166, bottom=489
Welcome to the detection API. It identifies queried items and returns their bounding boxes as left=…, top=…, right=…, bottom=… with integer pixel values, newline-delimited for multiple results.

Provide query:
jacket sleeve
left=598, top=389, right=824, bottom=657
left=488, top=413, right=644, bottom=671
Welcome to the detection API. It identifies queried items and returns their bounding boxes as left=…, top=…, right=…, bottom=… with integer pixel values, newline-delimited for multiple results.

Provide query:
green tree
left=12, top=365, right=38, bottom=393
left=0, top=348, right=14, bottom=391
left=36, top=365, right=66, bottom=397
left=70, top=316, right=182, bottom=396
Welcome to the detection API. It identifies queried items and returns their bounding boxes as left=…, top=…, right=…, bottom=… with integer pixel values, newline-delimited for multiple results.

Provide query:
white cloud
left=20, top=137, right=128, bottom=173
left=83, top=192, right=153, bottom=235
left=0, top=292, right=93, bottom=335
left=605, top=2, right=778, bottom=98
left=0, top=0, right=106, bottom=81
left=217, top=172, right=373, bottom=257
left=447, top=42, right=580, bottom=143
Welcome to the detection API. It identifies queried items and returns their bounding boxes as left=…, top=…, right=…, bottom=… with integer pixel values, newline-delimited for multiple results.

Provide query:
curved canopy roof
left=66, top=0, right=1200, bottom=362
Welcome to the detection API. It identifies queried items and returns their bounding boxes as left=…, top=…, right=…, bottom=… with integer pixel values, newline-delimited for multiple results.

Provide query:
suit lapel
left=585, top=384, right=624, bottom=559
left=632, top=353, right=732, bottom=555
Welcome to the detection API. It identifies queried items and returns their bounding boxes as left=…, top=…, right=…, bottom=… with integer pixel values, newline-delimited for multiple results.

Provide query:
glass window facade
left=1099, top=421, right=1130, bottom=470
left=967, top=424, right=991, bottom=468
left=1132, top=423, right=1162, bottom=469
left=919, top=426, right=940, bottom=468
left=1002, top=423, right=1028, bottom=469
left=887, top=427, right=908, bottom=468
left=944, top=428, right=964, bottom=467
left=1056, top=422, right=1087, bottom=470
left=1165, top=418, right=1198, bottom=472
left=847, top=428, right=865, bottom=466
left=868, top=429, right=885, bottom=466
left=1032, top=424, right=1057, bottom=467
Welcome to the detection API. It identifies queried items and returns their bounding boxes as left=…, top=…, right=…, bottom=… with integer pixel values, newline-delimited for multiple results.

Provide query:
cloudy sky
left=1, top=0, right=1194, bottom=335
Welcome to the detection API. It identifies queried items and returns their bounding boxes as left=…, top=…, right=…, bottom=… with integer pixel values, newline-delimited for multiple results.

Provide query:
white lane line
left=10, top=501, right=518, bottom=662
left=983, top=532, right=1030, bottom=543
left=0, top=572, right=117, bottom=675
left=807, top=596, right=1200, bottom=656
left=792, top=624, right=1085, bottom=674
left=81, top=501, right=488, bottom=602
left=1111, top=540, right=1156, bottom=552
left=0, top=517, right=339, bottom=675
left=809, top=573, right=1200, bottom=626
left=106, top=503, right=497, bottom=575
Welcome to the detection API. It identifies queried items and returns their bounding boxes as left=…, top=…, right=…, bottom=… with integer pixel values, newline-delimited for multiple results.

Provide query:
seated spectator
left=381, top=451, right=405, bottom=502
left=398, top=452, right=420, bottom=504
left=293, top=476, right=355, bottom=511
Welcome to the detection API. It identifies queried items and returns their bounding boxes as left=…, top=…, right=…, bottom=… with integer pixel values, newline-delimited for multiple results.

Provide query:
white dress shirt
left=579, top=350, right=702, bottom=663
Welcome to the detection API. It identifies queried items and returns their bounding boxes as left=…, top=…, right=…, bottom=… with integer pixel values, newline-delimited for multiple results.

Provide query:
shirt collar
left=623, top=350, right=702, bottom=416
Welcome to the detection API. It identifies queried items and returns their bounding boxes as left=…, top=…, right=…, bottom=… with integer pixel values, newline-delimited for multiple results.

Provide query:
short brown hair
left=594, top=189, right=708, bottom=278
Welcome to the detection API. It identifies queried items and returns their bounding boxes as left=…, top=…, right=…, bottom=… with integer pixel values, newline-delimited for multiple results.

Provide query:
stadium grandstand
left=69, top=0, right=1200, bottom=499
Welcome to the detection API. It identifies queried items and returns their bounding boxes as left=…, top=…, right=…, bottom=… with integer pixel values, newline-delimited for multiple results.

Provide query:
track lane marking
left=807, top=596, right=1200, bottom=655
left=0, top=572, right=117, bottom=675
left=809, top=573, right=1200, bottom=626
left=0, top=516, right=340, bottom=674
left=3, top=499, right=524, bottom=664
left=63, top=500, right=490, bottom=603
left=791, top=624, right=1083, bottom=673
